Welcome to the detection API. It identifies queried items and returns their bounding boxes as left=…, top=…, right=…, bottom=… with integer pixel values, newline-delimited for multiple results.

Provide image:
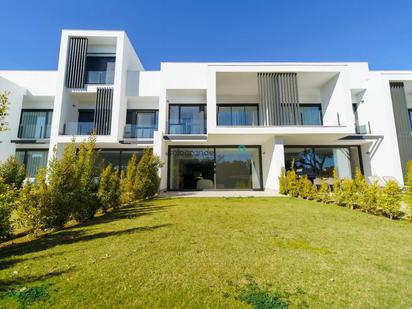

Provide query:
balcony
left=85, top=56, right=115, bottom=85
left=15, top=110, right=53, bottom=142
left=124, top=124, right=156, bottom=139
left=62, top=122, right=94, bottom=135
left=18, top=123, right=51, bottom=140
left=168, top=122, right=206, bottom=135
left=167, top=104, right=207, bottom=135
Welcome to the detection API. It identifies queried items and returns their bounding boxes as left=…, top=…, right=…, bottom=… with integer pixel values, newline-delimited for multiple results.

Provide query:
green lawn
left=1, top=197, right=411, bottom=308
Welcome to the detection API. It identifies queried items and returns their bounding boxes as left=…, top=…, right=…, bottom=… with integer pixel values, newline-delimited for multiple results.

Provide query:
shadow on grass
left=0, top=201, right=173, bottom=267
left=0, top=268, right=75, bottom=292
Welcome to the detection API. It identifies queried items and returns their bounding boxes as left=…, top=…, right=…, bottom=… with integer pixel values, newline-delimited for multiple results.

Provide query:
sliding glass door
left=168, top=146, right=262, bottom=190
left=168, top=105, right=206, bottom=134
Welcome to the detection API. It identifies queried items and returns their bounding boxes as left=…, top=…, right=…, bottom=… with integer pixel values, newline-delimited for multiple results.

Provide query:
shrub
left=97, top=164, right=121, bottom=212
left=285, top=169, right=299, bottom=198
left=379, top=180, right=401, bottom=219
left=336, top=178, right=356, bottom=208
left=120, top=153, right=138, bottom=204
left=134, top=148, right=161, bottom=200
left=0, top=156, right=25, bottom=188
left=353, top=168, right=368, bottom=208
left=405, top=160, right=412, bottom=213
left=278, top=168, right=287, bottom=195
left=316, top=181, right=331, bottom=203
left=71, top=137, right=99, bottom=222
left=15, top=169, right=49, bottom=231
left=0, top=178, right=18, bottom=240
left=299, top=176, right=316, bottom=200
left=360, top=182, right=379, bottom=214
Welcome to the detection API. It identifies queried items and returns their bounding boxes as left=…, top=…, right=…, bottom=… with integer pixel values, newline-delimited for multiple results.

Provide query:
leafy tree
left=379, top=180, right=401, bottom=219
left=0, top=156, right=25, bottom=188
left=120, top=153, right=138, bottom=204
left=0, top=91, right=10, bottom=131
left=71, top=136, right=99, bottom=221
left=97, top=164, right=121, bottom=212
left=317, top=181, right=331, bottom=203
left=360, top=182, right=379, bottom=214
left=405, top=160, right=412, bottom=214
left=134, top=148, right=161, bottom=199
left=353, top=168, right=368, bottom=208
left=0, top=177, right=18, bottom=239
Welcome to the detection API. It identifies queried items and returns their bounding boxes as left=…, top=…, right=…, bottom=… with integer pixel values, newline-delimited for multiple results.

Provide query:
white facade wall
left=0, top=30, right=410, bottom=191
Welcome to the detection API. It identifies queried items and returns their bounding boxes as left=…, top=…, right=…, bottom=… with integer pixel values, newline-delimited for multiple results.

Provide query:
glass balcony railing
left=168, top=122, right=206, bottom=134
left=63, top=122, right=94, bottom=135
left=18, top=124, right=51, bottom=139
left=124, top=124, right=156, bottom=139
left=86, top=70, right=115, bottom=84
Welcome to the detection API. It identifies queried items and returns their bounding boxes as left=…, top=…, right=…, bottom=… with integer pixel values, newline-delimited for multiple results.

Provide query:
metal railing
left=167, top=122, right=207, bottom=134
left=86, top=70, right=114, bottom=84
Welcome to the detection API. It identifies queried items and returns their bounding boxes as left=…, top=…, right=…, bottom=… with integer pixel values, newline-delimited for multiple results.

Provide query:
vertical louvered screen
left=65, top=37, right=88, bottom=88
left=390, top=82, right=412, bottom=179
left=257, top=73, right=300, bottom=126
left=94, top=87, right=113, bottom=135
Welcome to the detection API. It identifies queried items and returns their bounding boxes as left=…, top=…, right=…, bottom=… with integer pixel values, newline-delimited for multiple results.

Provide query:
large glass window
left=217, top=105, right=259, bottom=126
left=125, top=110, right=158, bottom=138
left=299, top=104, right=322, bottom=125
left=216, top=147, right=261, bottom=189
left=168, top=105, right=206, bottom=134
left=168, top=146, right=262, bottom=190
left=85, top=56, right=115, bottom=84
left=408, top=109, right=412, bottom=131
left=18, top=110, right=52, bottom=139
left=15, top=150, right=48, bottom=177
left=98, top=149, right=144, bottom=171
left=284, top=146, right=362, bottom=179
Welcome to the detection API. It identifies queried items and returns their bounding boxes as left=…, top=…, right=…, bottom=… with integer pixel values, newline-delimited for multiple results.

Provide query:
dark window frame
left=18, top=109, right=53, bottom=139
left=85, top=53, right=116, bottom=85
left=408, top=109, right=412, bottom=131
left=97, top=148, right=145, bottom=171
left=299, top=104, right=323, bottom=125
left=167, top=145, right=263, bottom=191
left=15, top=149, right=49, bottom=177
left=216, top=104, right=260, bottom=126
left=284, top=145, right=363, bottom=177
left=168, top=104, right=207, bottom=134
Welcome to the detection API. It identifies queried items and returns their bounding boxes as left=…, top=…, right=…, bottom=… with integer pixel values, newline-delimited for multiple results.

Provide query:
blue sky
left=1, top=0, right=411, bottom=71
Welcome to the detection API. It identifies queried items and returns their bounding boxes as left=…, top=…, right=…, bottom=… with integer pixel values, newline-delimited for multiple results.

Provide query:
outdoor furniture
left=313, top=178, right=322, bottom=188
left=197, top=179, right=214, bottom=190
left=367, top=176, right=386, bottom=187
left=325, top=177, right=334, bottom=188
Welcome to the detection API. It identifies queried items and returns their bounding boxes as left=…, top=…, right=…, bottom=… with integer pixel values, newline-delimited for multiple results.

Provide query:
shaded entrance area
left=168, top=146, right=263, bottom=191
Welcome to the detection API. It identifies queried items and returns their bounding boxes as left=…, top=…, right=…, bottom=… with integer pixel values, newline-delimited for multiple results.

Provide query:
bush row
left=0, top=137, right=161, bottom=240
left=279, top=166, right=405, bottom=220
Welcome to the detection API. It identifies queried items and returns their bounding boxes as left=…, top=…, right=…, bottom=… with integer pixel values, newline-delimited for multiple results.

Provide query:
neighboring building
left=0, top=29, right=411, bottom=192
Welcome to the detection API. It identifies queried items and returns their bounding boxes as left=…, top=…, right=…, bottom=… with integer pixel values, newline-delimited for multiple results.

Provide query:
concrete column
left=262, top=136, right=284, bottom=191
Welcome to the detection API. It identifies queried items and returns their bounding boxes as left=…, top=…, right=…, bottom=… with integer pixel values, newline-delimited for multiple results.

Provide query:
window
left=18, top=110, right=53, bottom=139
left=168, top=105, right=206, bottom=134
left=15, top=150, right=48, bottom=177
left=85, top=55, right=115, bottom=84
left=284, top=146, right=362, bottom=179
left=98, top=149, right=144, bottom=171
left=217, top=105, right=259, bottom=126
left=125, top=110, right=158, bottom=138
left=409, top=109, right=412, bottom=130
left=299, top=104, right=322, bottom=125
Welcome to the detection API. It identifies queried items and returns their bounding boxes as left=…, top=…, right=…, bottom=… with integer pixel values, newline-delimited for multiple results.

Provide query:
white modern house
left=1, top=29, right=411, bottom=192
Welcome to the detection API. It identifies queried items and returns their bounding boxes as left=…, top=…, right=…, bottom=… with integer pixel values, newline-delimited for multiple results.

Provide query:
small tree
left=299, top=176, right=316, bottom=200
left=379, top=180, right=401, bottom=219
left=353, top=168, right=368, bottom=208
left=97, top=164, right=121, bottom=212
left=15, top=169, right=49, bottom=231
left=285, top=169, right=299, bottom=198
left=0, top=156, right=25, bottom=188
left=405, top=160, right=412, bottom=214
left=336, top=178, right=355, bottom=208
left=134, top=148, right=161, bottom=200
left=361, top=182, right=379, bottom=214
left=278, top=167, right=287, bottom=195
left=0, top=91, right=10, bottom=131
left=0, top=177, right=18, bottom=240
left=71, top=136, right=99, bottom=221
left=317, top=181, right=331, bottom=203
left=120, top=153, right=138, bottom=204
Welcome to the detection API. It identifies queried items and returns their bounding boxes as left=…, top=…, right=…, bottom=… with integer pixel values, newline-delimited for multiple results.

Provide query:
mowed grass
left=0, top=197, right=411, bottom=308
